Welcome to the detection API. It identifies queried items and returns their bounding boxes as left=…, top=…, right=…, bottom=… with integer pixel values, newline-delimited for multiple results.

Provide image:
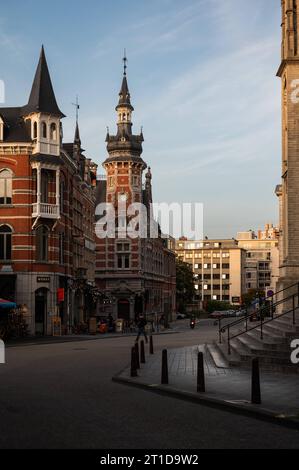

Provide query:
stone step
left=216, top=341, right=243, bottom=368
left=262, top=322, right=298, bottom=337
left=206, top=343, right=229, bottom=369
left=273, top=317, right=298, bottom=330
left=246, top=328, right=287, bottom=344
left=234, top=336, right=291, bottom=358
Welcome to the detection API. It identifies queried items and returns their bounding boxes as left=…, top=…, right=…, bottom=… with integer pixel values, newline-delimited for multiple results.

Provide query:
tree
left=242, top=289, right=265, bottom=307
left=176, top=259, right=195, bottom=314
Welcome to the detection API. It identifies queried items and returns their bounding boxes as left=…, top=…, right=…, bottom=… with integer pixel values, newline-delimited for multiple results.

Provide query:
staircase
left=208, top=284, right=299, bottom=374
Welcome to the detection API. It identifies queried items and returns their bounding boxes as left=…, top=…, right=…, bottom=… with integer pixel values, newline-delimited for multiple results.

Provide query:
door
left=117, top=299, right=130, bottom=321
left=35, top=288, right=47, bottom=335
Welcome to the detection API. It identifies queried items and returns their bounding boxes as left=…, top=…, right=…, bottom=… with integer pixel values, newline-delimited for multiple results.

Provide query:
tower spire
left=24, top=45, right=65, bottom=117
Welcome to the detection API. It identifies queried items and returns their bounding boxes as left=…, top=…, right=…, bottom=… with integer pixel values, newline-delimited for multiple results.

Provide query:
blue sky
left=0, top=0, right=282, bottom=238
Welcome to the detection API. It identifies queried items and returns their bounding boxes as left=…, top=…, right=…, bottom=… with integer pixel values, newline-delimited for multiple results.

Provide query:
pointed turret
left=74, top=120, right=81, bottom=146
left=23, top=46, right=65, bottom=117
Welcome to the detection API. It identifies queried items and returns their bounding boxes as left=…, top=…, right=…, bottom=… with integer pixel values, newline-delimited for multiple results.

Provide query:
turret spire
left=24, top=45, right=65, bottom=117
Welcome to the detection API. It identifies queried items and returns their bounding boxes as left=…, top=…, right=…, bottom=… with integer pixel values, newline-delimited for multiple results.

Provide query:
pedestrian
left=135, top=314, right=148, bottom=343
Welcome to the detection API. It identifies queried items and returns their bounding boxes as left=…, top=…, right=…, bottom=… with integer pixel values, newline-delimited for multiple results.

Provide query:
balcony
left=32, top=203, right=60, bottom=219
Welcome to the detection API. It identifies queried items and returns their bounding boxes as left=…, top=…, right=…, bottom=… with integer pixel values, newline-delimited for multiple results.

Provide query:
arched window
left=41, top=121, right=47, bottom=138
left=33, top=122, right=38, bottom=139
left=50, top=123, right=57, bottom=141
left=36, top=226, right=48, bottom=262
left=0, top=169, right=12, bottom=205
left=0, top=225, right=12, bottom=261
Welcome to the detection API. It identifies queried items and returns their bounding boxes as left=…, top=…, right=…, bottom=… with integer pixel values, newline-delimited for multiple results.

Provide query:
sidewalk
left=113, top=344, right=299, bottom=430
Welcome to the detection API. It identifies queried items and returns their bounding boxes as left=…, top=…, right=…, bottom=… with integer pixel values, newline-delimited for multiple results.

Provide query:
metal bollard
left=149, top=335, right=154, bottom=355
left=161, top=349, right=169, bottom=385
left=140, top=340, right=146, bottom=364
left=251, top=358, right=261, bottom=404
left=135, top=341, right=140, bottom=369
left=197, top=351, right=205, bottom=393
left=131, top=347, right=138, bottom=377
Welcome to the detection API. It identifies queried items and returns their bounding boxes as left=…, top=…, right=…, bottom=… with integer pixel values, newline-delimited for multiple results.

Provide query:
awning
left=0, top=298, right=17, bottom=309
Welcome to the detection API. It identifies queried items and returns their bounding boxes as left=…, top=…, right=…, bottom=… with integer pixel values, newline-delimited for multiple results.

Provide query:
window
left=41, top=121, right=47, bottom=138
left=116, top=241, right=131, bottom=269
left=0, top=169, right=12, bottom=205
left=0, top=225, right=12, bottom=260
left=50, top=123, right=57, bottom=141
left=59, top=233, right=64, bottom=265
left=33, top=122, right=38, bottom=139
left=60, top=181, right=65, bottom=213
left=36, top=226, right=48, bottom=262
left=41, top=172, right=49, bottom=203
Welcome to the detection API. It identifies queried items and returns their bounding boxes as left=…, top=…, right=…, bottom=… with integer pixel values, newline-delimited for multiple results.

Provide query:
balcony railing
left=32, top=203, right=60, bottom=219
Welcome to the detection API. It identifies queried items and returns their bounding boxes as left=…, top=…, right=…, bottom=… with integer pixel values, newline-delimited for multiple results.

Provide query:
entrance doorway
left=35, top=288, right=48, bottom=335
left=117, top=299, right=130, bottom=320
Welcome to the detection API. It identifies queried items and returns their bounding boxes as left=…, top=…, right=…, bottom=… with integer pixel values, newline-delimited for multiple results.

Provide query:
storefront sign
left=37, top=276, right=50, bottom=283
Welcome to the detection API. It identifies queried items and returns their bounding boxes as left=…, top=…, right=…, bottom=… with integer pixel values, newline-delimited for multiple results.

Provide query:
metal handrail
left=217, top=282, right=299, bottom=355
left=219, top=282, right=299, bottom=336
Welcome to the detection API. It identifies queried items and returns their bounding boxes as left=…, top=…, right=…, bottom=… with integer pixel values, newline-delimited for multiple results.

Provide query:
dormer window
left=50, top=123, right=57, bottom=141
left=41, top=121, right=47, bottom=138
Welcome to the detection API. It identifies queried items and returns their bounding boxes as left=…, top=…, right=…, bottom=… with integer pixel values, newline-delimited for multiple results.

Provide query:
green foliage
left=176, top=259, right=195, bottom=313
left=206, top=300, right=232, bottom=314
left=242, top=289, right=265, bottom=307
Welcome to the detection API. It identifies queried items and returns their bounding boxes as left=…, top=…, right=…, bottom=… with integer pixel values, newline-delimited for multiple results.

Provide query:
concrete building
left=0, top=47, right=97, bottom=335
left=237, top=224, right=279, bottom=295
left=175, top=238, right=245, bottom=306
left=95, top=59, right=176, bottom=323
left=276, top=0, right=299, bottom=296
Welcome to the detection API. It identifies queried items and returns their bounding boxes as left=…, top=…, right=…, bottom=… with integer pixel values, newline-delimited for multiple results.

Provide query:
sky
left=0, top=0, right=282, bottom=238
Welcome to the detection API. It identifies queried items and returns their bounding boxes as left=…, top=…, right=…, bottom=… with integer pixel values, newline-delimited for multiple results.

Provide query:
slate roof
left=23, top=46, right=65, bottom=118
left=0, top=46, right=64, bottom=143
left=0, top=107, right=31, bottom=142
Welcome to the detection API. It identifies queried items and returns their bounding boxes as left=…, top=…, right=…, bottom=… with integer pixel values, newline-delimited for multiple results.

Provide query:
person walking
left=135, top=314, right=148, bottom=343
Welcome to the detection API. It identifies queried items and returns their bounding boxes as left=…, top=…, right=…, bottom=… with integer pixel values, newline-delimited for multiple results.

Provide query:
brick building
left=0, top=47, right=97, bottom=335
left=95, top=61, right=176, bottom=323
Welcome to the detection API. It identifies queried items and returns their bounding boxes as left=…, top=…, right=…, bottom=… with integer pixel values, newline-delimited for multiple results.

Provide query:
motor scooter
left=190, top=318, right=196, bottom=329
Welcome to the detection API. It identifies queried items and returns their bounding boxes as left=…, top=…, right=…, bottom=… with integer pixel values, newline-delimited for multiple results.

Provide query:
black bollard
left=135, top=341, right=140, bottom=369
left=251, top=358, right=261, bottom=405
left=197, top=351, right=205, bottom=393
left=149, top=335, right=154, bottom=355
left=161, top=349, right=169, bottom=385
left=131, top=347, right=138, bottom=377
left=140, top=340, right=146, bottom=364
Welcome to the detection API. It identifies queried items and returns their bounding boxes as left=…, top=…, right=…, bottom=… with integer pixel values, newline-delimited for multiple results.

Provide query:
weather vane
left=71, top=95, right=80, bottom=123
left=123, top=49, right=127, bottom=76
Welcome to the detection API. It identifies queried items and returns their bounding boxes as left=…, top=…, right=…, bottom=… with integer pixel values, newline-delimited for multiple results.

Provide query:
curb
left=112, top=371, right=299, bottom=432
left=6, top=330, right=180, bottom=349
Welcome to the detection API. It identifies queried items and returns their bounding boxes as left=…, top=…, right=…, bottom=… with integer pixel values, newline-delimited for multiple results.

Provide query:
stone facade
left=277, top=0, right=299, bottom=298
